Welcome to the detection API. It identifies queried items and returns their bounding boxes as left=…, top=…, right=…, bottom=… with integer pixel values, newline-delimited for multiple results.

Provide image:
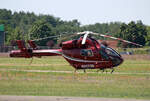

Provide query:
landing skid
left=29, top=57, right=33, bottom=65
left=97, top=68, right=115, bottom=74
left=111, top=68, right=114, bottom=74
left=74, top=69, right=86, bottom=73
left=74, top=68, right=115, bottom=74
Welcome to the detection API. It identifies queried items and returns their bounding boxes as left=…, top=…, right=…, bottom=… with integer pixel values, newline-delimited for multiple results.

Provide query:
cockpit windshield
left=99, top=44, right=121, bottom=60
left=99, top=44, right=122, bottom=66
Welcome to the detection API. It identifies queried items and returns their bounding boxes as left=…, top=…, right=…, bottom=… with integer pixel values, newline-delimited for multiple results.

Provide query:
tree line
left=0, top=9, right=149, bottom=47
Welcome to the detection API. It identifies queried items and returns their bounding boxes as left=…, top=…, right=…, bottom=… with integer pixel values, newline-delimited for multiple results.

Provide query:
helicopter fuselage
left=60, top=37, right=123, bottom=70
left=10, top=36, right=123, bottom=70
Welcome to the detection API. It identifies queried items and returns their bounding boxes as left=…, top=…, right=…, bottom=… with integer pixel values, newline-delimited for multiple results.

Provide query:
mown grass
left=116, top=60, right=150, bottom=73
left=0, top=56, right=150, bottom=99
left=0, top=71, right=150, bottom=99
left=0, top=56, right=150, bottom=73
left=0, top=57, right=73, bottom=71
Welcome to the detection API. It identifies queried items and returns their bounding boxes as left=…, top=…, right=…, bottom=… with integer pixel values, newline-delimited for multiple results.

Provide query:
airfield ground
left=0, top=95, right=150, bottom=101
left=0, top=54, right=150, bottom=101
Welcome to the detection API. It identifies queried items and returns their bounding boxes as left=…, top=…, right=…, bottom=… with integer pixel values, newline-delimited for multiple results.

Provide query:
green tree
left=146, top=26, right=150, bottom=46
left=0, top=9, right=12, bottom=20
left=1, top=8, right=150, bottom=47
left=6, top=27, right=23, bottom=45
left=117, top=21, right=147, bottom=47
left=29, top=20, right=56, bottom=46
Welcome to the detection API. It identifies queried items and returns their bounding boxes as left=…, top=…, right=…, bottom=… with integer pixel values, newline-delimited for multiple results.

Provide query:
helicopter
left=9, top=31, right=142, bottom=73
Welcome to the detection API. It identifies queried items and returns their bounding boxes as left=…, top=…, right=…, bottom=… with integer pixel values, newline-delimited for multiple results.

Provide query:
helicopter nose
left=117, top=57, right=123, bottom=66
left=110, top=56, right=123, bottom=67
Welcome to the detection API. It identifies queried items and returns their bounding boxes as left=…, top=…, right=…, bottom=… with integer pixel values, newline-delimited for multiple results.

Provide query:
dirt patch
left=0, top=95, right=149, bottom=101
left=0, top=53, right=9, bottom=57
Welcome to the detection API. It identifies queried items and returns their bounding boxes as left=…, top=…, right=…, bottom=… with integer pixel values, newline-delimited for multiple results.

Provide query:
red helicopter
left=9, top=31, right=142, bottom=73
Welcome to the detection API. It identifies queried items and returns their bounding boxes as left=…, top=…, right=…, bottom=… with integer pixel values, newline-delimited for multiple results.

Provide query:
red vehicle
left=10, top=31, right=142, bottom=73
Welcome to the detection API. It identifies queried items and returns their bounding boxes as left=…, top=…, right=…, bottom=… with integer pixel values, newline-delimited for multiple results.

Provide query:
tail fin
left=16, top=40, right=26, bottom=51
left=12, top=40, right=32, bottom=58
left=28, top=40, right=38, bottom=49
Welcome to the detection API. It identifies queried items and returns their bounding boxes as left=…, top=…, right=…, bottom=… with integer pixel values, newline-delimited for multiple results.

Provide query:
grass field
left=0, top=55, right=150, bottom=99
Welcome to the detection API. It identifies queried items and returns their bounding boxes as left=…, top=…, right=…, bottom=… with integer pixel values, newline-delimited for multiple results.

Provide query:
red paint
left=10, top=36, right=123, bottom=70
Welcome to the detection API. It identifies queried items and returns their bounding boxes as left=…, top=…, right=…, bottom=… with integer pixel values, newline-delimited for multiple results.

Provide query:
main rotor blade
left=93, top=32, right=143, bottom=47
left=32, top=35, right=60, bottom=41
left=77, top=31, right=93, bottom=35
left=76, top=31, right=93, bottom=44
left=82, top=32, right=89, bottom=44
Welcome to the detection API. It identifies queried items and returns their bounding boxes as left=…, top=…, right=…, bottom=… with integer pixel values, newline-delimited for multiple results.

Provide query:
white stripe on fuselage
left=33, top=49, right=108, bottom=63
left=62, top=54, right=108, bottom=63
left=33, top=50, right=62, bottom=54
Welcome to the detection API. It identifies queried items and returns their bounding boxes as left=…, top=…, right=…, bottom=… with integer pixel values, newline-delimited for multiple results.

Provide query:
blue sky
left=0, top=0, right=150, bottom=25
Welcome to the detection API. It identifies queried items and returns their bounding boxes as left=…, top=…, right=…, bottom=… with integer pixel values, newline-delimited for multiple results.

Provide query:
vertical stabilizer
left=28, top=40, right=37, bottom=49
left=16, top=40, right=26, bottom=51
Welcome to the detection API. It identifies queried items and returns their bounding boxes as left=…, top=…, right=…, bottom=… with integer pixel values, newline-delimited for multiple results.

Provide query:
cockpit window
left=99, top=44, right=109, bottom=60
left=105, top=47, right=120, bottom=57
left=81, top=49, right=93, bottom=57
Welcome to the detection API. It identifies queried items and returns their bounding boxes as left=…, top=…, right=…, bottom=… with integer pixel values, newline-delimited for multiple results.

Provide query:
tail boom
left=9, top=40, right=62, bottom=58
left=10, top=49, right=62, bottom=58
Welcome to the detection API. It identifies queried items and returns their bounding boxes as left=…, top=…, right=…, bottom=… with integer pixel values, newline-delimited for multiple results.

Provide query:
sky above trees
left=0, top=0, right=150, bottom=25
